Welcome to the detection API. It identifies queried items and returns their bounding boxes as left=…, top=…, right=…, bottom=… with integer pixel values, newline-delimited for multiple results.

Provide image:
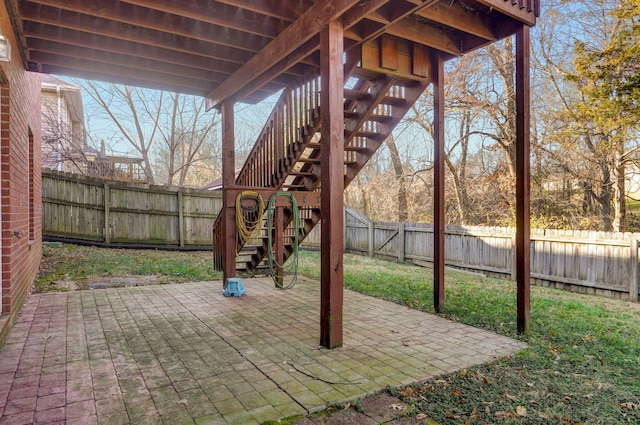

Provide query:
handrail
left=235, top=71, right=320, bottom=188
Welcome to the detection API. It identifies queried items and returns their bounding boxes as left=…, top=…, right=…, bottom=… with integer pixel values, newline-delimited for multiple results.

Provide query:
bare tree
left=154, top=93, right=221, bottom=186
left=80, top=81, right=221, bottom=187
left=41, top=99, right=87, bottom=173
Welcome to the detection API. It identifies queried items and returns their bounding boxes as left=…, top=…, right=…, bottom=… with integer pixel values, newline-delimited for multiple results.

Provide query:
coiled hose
left=235, top=191, right=265, bottom=252
left=266, top=192, right=301, bottom=289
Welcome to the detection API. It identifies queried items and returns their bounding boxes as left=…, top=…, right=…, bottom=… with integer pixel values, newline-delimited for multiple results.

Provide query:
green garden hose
left=266, top=192, right=301, bottom=289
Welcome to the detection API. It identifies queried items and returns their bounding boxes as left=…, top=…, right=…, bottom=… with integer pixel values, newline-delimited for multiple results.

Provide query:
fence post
left=178, top=189, right=185, bottom=248
left=631, top=238, right=639, bottom=302
left=368, top=221, right=374, bottom=257
left=104, top=182, right=110, bottom=244
left=510, top=232, right=517, bottom=281
left=398, top=222, right=405, bottom=262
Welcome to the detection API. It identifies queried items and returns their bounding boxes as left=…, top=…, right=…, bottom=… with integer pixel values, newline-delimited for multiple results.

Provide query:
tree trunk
left=386, top=134, right=408, bottom=222
left=612, top=149, right=626, bottom=232
left=598, top=158, right=613, bottom=231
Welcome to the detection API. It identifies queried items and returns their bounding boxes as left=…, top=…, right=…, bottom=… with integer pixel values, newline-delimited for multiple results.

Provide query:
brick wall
left=0, top=1, right=43, bottom=346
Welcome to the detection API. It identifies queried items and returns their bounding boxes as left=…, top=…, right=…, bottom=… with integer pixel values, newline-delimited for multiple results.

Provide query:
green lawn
left=300, top=251, right=640, bottom=424
left=36, top=245, right=640, bottom=424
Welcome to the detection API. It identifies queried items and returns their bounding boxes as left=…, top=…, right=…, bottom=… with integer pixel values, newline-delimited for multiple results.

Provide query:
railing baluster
left=232, top=71, right=320, bottom=190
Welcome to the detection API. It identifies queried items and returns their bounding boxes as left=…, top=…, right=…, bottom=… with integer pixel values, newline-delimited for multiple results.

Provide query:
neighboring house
left=203, top=171, right=239, bottom=191
left=40, top=77, right=148, bottom=184
left=0, top=6, right=43, bottom=345
left=40, top=74, right=86, bottom=173
left=84, top=141, right=148, bottom=184
left=542, top=163, right=640, bottom=204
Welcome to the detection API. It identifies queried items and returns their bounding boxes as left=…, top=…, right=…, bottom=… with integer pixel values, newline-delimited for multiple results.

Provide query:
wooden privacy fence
left=344, top=208, right=639, bottom=301
left=40, top=170, right=640, bottom=300
left=42, top=169, right=222, bottom=248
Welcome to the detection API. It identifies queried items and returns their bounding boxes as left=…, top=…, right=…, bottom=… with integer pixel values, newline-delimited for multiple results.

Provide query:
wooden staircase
left=213, top=66, right=429, bottom=273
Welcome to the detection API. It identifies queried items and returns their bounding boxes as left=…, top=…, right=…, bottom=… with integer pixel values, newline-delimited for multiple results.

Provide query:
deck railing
left=235, top=71, right=320, bottom=188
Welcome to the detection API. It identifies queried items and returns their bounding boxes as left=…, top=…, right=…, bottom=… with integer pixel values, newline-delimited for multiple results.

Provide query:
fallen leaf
left=177, top=399, right=188, bottom=405
left=422, top=384, right=435, bottom=393
left=389, top=403, right=405, bottom=411
left=538, top=412, right=550, bottom=419
left=495, top=411, right=515, bottom=419
left=416, top=413, right=427, bottom=420
left=516, top=406, right=527, bottom=417
left=399, top=387, right=418, bottom=398
left=451, top=390, right=463, bottom=397
left=619, top=402, right=640, bottom=410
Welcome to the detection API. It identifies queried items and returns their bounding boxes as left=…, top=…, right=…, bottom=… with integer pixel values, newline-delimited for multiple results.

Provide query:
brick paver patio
left=0, top=277, right=526, bottom=424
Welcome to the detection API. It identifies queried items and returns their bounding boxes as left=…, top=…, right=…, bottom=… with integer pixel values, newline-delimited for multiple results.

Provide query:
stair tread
left=289, top=171, right=316, bottom=176
left=344, top=89, right=371, bottom=100
left=306, top=142, right=369, bottom=152
left=344, top=110, right=393, bottom=123
left=380, top=96, right=407, bottom=107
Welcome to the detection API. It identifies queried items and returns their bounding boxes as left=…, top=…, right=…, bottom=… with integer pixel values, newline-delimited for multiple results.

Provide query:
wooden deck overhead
left=5, top=0, right=539, bottom=105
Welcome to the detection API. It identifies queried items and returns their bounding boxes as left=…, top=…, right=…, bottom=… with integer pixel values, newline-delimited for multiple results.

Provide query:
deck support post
left=320, top=19, right=344, bottom=349
left=515, top=24, right=531, bottom=334
left=432, top=51, right=445, bottom=313
left=221, top=101, right=237, bottom=284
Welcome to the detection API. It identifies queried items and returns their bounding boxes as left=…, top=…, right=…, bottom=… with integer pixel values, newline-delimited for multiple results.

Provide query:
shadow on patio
left=0, top=277, right=525, bottom=425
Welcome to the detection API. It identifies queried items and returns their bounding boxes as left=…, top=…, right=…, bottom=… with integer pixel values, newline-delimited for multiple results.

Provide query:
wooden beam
left=22, top=1, right=270, bottom=54
left=29, top=51, right=217, bottom=92
left=343, top=0, right=439, bottom=45
left=28, top=44, right=233, bottom=86
left=320, top=19, right=344, bottom=349
left=213, top=36, right=321, bottom=109
left=206, top=0, right=361, bottom=110
left=23, top=20, right=256, bottom=65
left=432, top=50, right=445, bottom=313
left=386, top=17, right=461, bottom=56
left=221, top=102, right=237, bottom=283
left=26, top=35, right=241, bottom=75
left=515, top=25, right=531, bottom=334
left=474, top=0, right=536, bottom=24
left=415, top=2, right=496, bottom=41
left=120, top=0, right=289, bottom=38
left=206, top=0, right=441, bottom=106
left=213, top=0, right=312, bottom=21
left=40, top=65, right=206, bottom=97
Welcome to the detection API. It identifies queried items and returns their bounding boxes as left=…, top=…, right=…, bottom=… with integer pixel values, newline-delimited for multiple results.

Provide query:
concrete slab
left=0, top=277, right=526, bottom=424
